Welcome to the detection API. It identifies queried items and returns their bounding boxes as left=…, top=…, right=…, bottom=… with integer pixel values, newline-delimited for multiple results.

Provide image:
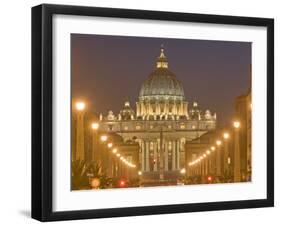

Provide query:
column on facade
left=148, top=102, right=151, bottom=116
left=139, top=102, right=142, bottom=116
left=172, top=140, right=176, bottom=170
left=176, top=140, right=180, bottom=169
left=141, top=140, right=145, bottom=172
left=153, top=140, right=157, bottom=171
left=136, top=102, right=140, bottom=117
left=164, top=101, right=168, bottom=115
left=142, top=102, right=146, bottom=116
left=172, top=101, right=176, bottom=115
left=179, top=102, right=183, bottom=116
left=156, top=101, right=160, bottom=115
left=145, top=140, right=150, bottom=172
left=144, top=103, right=148, bottom=116
left=164, top=140, right=169, bottom=171
left=183, top=102, right=188, bottom=117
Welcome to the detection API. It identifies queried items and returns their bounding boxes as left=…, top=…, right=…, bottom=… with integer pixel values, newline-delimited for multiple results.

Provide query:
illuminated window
left=180, top=124, right=185, bottom=129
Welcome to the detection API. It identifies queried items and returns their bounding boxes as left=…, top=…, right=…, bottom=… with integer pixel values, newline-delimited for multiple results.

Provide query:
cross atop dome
left=156, top=45, right=168, bottom=69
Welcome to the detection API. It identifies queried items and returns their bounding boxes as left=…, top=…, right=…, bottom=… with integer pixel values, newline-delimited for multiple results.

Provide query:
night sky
left=71, top=34, right=251, bottom=126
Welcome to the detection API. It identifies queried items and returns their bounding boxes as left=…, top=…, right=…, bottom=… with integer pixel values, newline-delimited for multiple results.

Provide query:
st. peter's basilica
left=97, top=47, right=217, bottom=181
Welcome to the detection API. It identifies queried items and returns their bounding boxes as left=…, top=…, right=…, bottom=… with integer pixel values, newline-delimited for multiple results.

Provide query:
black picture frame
left=32, top=4, right=274, bottom=222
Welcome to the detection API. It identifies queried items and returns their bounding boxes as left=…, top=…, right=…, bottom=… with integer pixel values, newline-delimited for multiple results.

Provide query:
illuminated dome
left=136, top=47, right=188, bottom=118
left=139, top=68, right=185, bottom=99
left=139, top=47, right=185, bottom=100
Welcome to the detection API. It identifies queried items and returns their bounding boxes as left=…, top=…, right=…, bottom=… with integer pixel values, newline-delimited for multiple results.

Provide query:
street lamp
left=223, top=132, right=230, bottom=140
left=180, top=168, right=186, bottom=174
left=91, top=122, right=100, bottom=163
left=75, top=101, right=85, bottom=111
left=75, top=101, right=86, bottom=161
left=233, top=120, right=241, bottom=182
left=112, top=148, right=117, bottom=154
left=91, top=122, right=99, bottom=130
left=216, top=140, right=222, bottom=146
left=215, top=140, right=222, bottom=177
left=100, top=135, right=108, bottom=142
left=107, top=142, right=113, bottom=148
left=233, top=121, right=240, bottom=129
left=223, top=132, right=230, bottom=176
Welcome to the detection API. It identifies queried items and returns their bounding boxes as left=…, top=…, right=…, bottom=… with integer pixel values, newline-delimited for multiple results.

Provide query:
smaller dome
left=120, top=100, right=135, bottom=120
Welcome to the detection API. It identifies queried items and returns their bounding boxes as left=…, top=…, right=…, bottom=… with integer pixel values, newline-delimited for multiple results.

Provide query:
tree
left=71, top=160, right=111, bottom=190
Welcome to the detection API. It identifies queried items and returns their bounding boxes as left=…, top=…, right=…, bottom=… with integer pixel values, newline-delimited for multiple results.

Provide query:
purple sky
left=71, top=34, right=251, bottom=126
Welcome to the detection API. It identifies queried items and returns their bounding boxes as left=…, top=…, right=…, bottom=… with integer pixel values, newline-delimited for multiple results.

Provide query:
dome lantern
left=156, top=46, right=168, bottom=69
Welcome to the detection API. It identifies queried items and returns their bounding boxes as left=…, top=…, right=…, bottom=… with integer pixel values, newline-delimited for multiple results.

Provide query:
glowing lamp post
left=91, top=122, right=99, bottom=130
left=180, top=168, right=186, bottom=174
left=91, top=122, right=99, bottom=163
left=223, top=132, right=230, bottom=175
left=100, top=135, right=108, bottom=142
left=216, top=140, right=222, bottom=177
left=233, top=121, right=241, bottom=182
left=75, top=102, right=85, bottom=111
left=75, top=101, right=85, bottom=161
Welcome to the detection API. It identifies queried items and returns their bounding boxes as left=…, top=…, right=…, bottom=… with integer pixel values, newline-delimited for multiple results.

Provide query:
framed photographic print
left=32, top=4, right=274, bottom=221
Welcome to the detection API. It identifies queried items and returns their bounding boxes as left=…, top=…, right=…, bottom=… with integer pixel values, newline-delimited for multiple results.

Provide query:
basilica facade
left=98, top=47, right=217, bottom=181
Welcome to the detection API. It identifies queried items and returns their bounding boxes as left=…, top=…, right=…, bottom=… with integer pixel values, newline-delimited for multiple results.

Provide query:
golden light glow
left=223, top=132, right=230, bottom=140
left=211, top=146, right=215, bottom=151
left=112, top=148, right=117, bottom=153
left=203, top=154, right=207, bottom=158
left=233, top=121, right=240, bottom=129
left=180, top=168, right=186, bottom=174
left=107, top=142, right=113, bottom=148
left=206, top=150, right=211, bottom=155
left=91, top=122, right=99, bottom=130
left=75, top=102, right=85, bottom=111
left=100, top=135, right=108, bottom=142
left=116, top=153, right=120, bottom=157
left=138, top=171, right=142, bottom=176
left=216, top=140, right=222, bottom=146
